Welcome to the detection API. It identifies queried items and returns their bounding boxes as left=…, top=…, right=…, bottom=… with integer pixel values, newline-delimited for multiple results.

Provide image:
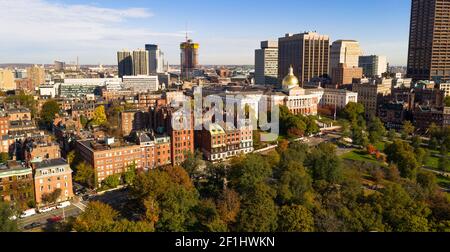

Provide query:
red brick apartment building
left=0, top=161, right=34, bottom=210
left=152, top=106, right=194, bottom=165
left=136, top=132, right=171, bottom=170
left=33, top=158, right=73, bottom=206
left=24, top=140, right=61, bottom=165
left=76, top=138, right=142, bottom=187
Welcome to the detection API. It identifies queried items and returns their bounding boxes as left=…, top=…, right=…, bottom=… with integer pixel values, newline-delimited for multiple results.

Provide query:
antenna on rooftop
left=185, top=21, right=189, bottom=41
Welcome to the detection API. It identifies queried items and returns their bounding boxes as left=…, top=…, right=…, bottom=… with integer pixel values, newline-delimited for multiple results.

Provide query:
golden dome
left=282, top=66, right=299, bottom=90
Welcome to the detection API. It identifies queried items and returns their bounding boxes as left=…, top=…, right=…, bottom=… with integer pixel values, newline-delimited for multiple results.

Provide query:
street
left=18, top=204, right=83, bottom=231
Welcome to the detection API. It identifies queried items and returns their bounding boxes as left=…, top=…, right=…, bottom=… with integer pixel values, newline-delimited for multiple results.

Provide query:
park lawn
left=375, top=141, right=386, bottom=152
left=425, top=156, right=439, bottom=170
left=341, top=150, right=380, bottom=165
left=429, top=149, right=450, bottom=156
left=437, top=175, right=450, bottom=189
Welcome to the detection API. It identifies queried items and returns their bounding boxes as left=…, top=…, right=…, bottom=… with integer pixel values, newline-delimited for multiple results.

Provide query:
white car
left=20, top=209, right=36, bottom=218
left=9, top=215, right=18, bottom=221
left=38, top=206, right=56, bottom=213
left=56, top=201, right=71, bottom=209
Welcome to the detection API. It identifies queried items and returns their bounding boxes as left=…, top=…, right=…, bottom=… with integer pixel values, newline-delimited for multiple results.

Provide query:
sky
left=0, top=0, right=412, bottom=66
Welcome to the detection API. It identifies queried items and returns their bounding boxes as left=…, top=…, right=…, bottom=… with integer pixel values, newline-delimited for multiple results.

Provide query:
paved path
left=422, top=167, right=450, bottom=177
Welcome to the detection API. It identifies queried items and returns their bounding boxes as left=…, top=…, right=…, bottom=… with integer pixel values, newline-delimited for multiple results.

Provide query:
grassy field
left=426, top=156, right=440, bottom=169
left=341, top=150, right=381, bottom=164
left=437, top=175, right=450, bottom=189
left=375, top=142, right=386, bottom=152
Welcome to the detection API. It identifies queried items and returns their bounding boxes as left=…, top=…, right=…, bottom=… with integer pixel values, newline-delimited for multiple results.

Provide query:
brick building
left=195, top=123, right=253, bottom=162
left=0, top=161, right=34, bottom=210
left=15, top=79, right=34, bottom=92
left=413, top=106, right=450, bottom=131
left=331, top=63, right=363, bottom=88
left=76, top=138, right=143, bottom=187
left=151, top=106, right=194, bottom=165
left=378, top=102, right=410, bottom=130
left=136, top=132, right=171, bottom=170
left=33, top=159, right=73, bottom=206
left=24, top=140, right=61, bottom=166
left=120, top=110, right=150, bottom=137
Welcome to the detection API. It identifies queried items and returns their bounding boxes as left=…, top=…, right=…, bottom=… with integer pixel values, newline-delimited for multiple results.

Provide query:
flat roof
left=35, top=158, right=69, bottom=169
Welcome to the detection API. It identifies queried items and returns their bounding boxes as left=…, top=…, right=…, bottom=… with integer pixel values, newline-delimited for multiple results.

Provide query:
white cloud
left=0, top=0, right=185, bottom=63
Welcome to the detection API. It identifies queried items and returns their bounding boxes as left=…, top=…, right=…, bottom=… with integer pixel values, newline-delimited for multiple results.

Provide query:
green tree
left=130, top=170, right=199, bottom=232
left=216, top=189, right=241, bottom=225
left=277, top=162, right=313, bottom=205
left=385, top=140, right=420, bottom=179
left=278, top=205, right=314, bottom=232
left=444, top=96, right=450, bottom=107
left=40, top=99, right=60, bottom=127
left=438, top=156, right=450, bottom=172
left=371, top=184, right=431, bottom=232
left=181, top=150, right=203, bottom=178
left=401, top=121, right=415, bottom=139
left=416, top=172, right=438, bottom=195
left=124, top=163, right=137, bottom=185
left=351, top=126, right=369, bottom=147
left=73, top=201, right=154, bottom=232
left=341, top=102, right=365, bottom=124
left=192, top=199, right=228, bottom=232
left=102, top=174, right=121, bottom=190
left=92, top=105, right=107, bottom=126
left=415, top=147, right=430, bottom=166
left=229, top=154, right=272, bottom=194
left=236, top=183, right=278, bottom=232
left=368, top=116, right=386, bottom=144
left=74, top=161, right=95, bottom=188
left=41, top=188, right=62, bottom=205
left=66, top=151, right=76, bottom=167
left=305, top=143, right=342, bottom=183
left=411, top=136, right=422, bottom=149
left=73, top=201, right=117, bottom=232
left=429, top=137, right=439, bottom=150
left=201, top=163, right=227, bottom=198
left=0, top=202, right=18, bottom=232
left=79, top=115, right=89, bottom=128
left=0, top=152, right=9, bottom=164
left=387, top=129, right=397, bottom=141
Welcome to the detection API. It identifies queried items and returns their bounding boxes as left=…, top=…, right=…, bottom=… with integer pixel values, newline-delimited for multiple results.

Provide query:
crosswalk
left=72, top=201, right=87, bottom=212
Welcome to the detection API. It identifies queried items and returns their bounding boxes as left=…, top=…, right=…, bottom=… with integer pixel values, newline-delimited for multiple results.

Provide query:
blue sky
left=0, top=0, right=411, bottom=65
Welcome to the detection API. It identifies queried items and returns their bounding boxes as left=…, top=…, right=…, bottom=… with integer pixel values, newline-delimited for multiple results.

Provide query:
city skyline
left=0, top=0, right=411, bottom=66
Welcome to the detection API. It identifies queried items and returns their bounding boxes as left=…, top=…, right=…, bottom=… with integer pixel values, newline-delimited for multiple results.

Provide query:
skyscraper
left=330, top=40, right=362, bottom=72
left=146, top=44, right=166, bottom=74
left=278, top=32, right=330, bottom=85
left=407, top=0, right=450, bottom=82
left=117, top=50, right=133, bottom=77
left=255, top=40, right=278, bottom=85
left=359, top=55, right=387, bottom=78
left=132, top=49, right=149, bottom=76
left=180, top=39, right=199, bottom=81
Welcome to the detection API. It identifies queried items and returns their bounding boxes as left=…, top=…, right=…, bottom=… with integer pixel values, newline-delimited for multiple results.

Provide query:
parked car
left=24, top=222, right=43, bottom=230
left=20, top=209, right=37, bottom=218
left=47, top=216, right=63, bottom=223
left=56, top=201, right=71, bottom=209
left=9, top=215, right=17, bottom=221
left=38, top=206, right=56, bottom=213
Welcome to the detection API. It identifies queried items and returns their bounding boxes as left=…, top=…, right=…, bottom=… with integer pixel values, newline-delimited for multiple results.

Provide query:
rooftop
left=35, top=158, right=69, bottom=169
